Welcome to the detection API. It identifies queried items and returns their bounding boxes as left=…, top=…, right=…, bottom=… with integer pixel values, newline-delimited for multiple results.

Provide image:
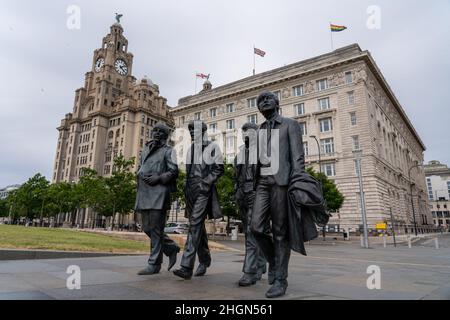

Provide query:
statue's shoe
left=173, top=267, right=193, bottom=280
left=137, top=264, right=161, bottom=275
left=194, top=263, right=209, bottom=277
left=265, top=280, right=288, bottom=299
left=167, top=247, right=180, bottom=271
left=238, top=273, right=258, bottom=287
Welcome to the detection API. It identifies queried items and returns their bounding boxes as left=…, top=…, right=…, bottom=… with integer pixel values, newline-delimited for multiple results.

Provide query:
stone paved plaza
left=1, top=234, right=449, bottom=300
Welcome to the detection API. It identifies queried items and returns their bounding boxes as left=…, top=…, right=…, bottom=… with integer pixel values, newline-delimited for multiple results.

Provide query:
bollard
left=231, top=227, right=238, bottom=241
left=360, top=235, right=364, bottom=248
left=435, top=237, right=439, bottom=250
left=383, top=234, right=387, bottom=248
left=408, top=237, right=412, bottom=249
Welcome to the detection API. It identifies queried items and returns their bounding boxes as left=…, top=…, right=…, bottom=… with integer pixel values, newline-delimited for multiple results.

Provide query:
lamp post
left=353, top=149, right=369, bottom=249
left=408, top=161, right=422, bottom=236
left=310, top=135, right=326, bottom=240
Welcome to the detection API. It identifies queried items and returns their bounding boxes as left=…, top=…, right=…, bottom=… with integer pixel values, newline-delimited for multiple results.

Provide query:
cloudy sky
left=1, top=0, right=449, bottom=186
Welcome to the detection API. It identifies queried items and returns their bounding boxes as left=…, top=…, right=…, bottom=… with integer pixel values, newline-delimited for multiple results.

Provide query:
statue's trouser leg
left=242, top=191, right=262, bottom=274
left=251, top=176, right=290, bottom=281
left=142, top=209, right=165, bottom=266
left=180, top=191, right=210, bottom=270
left=161, top=211, right=180, bottom=256
left=197, top=222, right=211, bottom=267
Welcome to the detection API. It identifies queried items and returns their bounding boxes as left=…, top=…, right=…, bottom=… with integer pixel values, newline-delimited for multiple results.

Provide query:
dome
left=140, top=76, right=154, bottom=86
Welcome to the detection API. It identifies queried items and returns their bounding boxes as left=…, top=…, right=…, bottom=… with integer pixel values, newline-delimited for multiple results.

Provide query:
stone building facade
left=52, top=22, right=173, bottom=227
left=170, top=44, right=433, bottom=234
left=424, top=160, right=450, bottom=230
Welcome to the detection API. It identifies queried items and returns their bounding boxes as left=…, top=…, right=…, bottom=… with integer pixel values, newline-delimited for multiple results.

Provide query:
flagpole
left=329, top=22, right=334, bottom=51
left=195, top=71, right=197, bottom=94
left=253, top=45, right=256, bottom=76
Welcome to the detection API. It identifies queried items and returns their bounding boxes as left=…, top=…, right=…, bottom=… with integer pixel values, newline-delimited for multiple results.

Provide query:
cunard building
left=170, top=44, right=434, bottom=234
left=52, top=20, right=173, bottom=227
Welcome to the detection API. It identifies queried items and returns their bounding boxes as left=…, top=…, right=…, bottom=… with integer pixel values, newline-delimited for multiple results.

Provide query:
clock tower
left=52, top=17, right=174, bottom=231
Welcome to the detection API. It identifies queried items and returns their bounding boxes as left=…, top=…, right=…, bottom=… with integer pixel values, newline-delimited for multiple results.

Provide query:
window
left=345, top=71, right=353, bottom=84
left=247, top=114, right=257, bottom=124
left=247, top=98, right=257, bottom=108
left=293, top=85, right=304, bottom=97
left=350, top=112, right=357, bottom=126
left=104, top=165, right=111, bottom=175
left=321, top=138, right=334, bottom=154
left=348, top=91, right=355, bottom=104
left=318, top=97, right=330, bottom=110
left=299, top=122, right=307, bottom=136
left=316, top=79, right=328, bottom=91
left=303, top=142, right=308, bottom=156
left=180, top=116, right=185, bottom=126
left=226, top=103, right=235, bottom=113
left=321, top=163, right=336, bottom=177
left=226, top=136, right=234, bottom=149
left=319, top=118, right=333, bottom=133
left=226, top=119, right=235, bottom=130
left=194, top=112, right=201, bottom=120
left=209, top=123, right=217, bottom=133
left=352, top=135, right=360, bottom=151
left=294, top=103, right=305, bottom=116
left=209, top=108, right=217, bottom=118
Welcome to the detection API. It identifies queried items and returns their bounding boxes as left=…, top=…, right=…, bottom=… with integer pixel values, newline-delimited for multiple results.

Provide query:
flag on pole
left=330, top=24, right=347, bottom=32
left=196, top=73, right=210, bottom=79
left=254, top=47, right=266, bottom=57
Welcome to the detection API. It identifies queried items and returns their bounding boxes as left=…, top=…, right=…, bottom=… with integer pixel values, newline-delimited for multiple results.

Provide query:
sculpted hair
left=257, top=91, right=279, bottom=107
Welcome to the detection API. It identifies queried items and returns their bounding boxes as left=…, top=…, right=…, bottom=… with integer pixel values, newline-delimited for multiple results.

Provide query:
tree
left=0, top=198, right=8, bottom=218
left=217, top=162, right=238, bottom=233
left=46, top=181, right=81, bottom=227
left=11, top=173, right=50, bottom=222
left=306, top=166, right=345, bottom=212
left=172, top=169, right=186, bottom=210
left=99, top=155, right=136, bottom=230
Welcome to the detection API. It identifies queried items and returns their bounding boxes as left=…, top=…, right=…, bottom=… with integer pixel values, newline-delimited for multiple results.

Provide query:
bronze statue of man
left=135, top=122, right=180, bottom=275
left=173, top=120, right=224, bottom=279
left=234, top=123, right=267, bottom=286
left=251, top=91, right=310, bottom=298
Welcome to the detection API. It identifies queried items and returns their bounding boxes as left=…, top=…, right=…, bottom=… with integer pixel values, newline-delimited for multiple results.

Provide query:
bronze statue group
left=135, top=91, right=327, bottom=298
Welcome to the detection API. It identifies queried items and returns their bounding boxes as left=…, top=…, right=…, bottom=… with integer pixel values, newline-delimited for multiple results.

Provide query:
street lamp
left=310, top=135, right=326, bottom=240
left=353, top=149, right=369, bottom=249
left=408, top=161, right=423, bottom=236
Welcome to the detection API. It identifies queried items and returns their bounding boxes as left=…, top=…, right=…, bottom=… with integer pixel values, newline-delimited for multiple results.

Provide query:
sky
left=0, top=0, right=449, bottom=186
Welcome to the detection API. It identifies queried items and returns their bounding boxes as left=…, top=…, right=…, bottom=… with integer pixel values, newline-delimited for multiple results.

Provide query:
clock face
left=114, top=59, right=128, bottom=76
left=94, top=58, right=104, bottom=72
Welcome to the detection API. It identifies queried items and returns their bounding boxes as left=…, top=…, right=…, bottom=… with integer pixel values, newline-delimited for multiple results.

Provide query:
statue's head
left=257, top=91, right=279, bottom=116
left=151, top=122, right=170, bottom=142
left=241, top=122, right=258, bottom=144
left=188, top=120, right=207, bottom=141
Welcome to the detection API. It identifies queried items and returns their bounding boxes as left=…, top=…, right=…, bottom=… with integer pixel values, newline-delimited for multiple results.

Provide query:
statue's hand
left=144, top=175, right=160, bottom=186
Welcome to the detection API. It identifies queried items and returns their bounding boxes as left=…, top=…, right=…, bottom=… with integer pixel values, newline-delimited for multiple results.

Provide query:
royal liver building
left=52, top=21, right=173, bottom=226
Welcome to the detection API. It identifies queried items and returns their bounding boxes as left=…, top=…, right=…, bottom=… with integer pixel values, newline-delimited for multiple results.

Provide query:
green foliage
left=172, top=169, right=186, bottom=209
left=0, top=198, right=8, bottom=217
left=8, top=173, right=50, bottom=220
left=217, top=162, right=237, bottom=219
left=306, top=166, right=345, bottom=211
left=96, top=156, right=136, bottom=221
